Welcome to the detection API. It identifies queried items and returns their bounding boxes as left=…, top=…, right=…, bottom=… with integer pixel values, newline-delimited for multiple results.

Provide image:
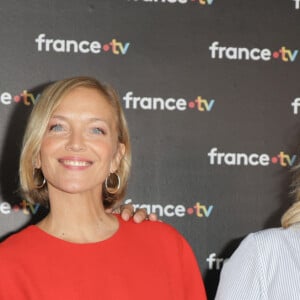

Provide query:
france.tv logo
left=207, top=147, right=297, bottom=167
left=0, top=199, right=40, bottom=215
left=0, top=90, right=39, bottom=106
left=124, top=199, right=213, bottom=218
left=123, top=91, right=215, bottom=112
left=209, top=41, right=298, bottom=62
left=35, top=33, right=130, bottom=55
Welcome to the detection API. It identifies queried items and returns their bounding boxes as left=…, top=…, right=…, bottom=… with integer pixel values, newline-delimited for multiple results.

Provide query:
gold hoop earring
left=36, top=177, right=46, bottom=189
left=105, top=173, right=120, bottom=194
left=33, top=169, right=47, bottom=189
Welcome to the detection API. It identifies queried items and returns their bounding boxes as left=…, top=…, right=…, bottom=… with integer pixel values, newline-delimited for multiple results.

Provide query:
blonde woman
left=0, top=77, right=206, bottom=300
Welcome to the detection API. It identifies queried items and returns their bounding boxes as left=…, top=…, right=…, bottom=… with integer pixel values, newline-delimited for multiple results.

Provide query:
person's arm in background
left=215, top=233, right=263, bottom=300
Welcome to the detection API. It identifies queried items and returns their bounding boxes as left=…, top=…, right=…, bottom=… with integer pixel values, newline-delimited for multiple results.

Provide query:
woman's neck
left=37, top=190, right=119, bottom=243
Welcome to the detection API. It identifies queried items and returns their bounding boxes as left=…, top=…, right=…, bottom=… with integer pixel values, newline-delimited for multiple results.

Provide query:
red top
left=0, top=216, right=207, bottom=299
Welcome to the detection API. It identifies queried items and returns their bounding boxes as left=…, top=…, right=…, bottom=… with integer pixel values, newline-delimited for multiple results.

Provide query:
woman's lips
left=58, top=157, right=93, bottom=168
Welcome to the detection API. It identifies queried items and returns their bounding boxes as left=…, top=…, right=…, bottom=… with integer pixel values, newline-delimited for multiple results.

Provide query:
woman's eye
left=49, top=124, right=64, bottom=132
left=91, top=127, right=105, bottom=135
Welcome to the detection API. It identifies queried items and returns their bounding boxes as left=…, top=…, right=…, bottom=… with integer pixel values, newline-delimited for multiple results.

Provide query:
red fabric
left=0, top=216, right=207, bottom=299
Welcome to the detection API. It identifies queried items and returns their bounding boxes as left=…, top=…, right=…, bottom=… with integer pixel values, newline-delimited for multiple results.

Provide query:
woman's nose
left=65, top=131, right=86, bottom=152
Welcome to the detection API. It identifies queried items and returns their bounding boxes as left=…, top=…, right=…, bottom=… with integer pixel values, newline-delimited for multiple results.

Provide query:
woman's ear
left=110, top=143, right=125, bottom=173
left=34, top=153, right=42, bottom=169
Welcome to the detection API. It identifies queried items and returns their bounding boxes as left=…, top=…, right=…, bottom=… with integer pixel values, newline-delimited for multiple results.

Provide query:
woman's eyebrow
left=50, top=115, right=110, bottom=125
left=50, top=115, right=66, bottom=120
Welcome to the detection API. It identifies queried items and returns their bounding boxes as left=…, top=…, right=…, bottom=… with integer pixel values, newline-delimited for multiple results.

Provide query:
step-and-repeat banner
left=0, top=1, right=299, bottom=298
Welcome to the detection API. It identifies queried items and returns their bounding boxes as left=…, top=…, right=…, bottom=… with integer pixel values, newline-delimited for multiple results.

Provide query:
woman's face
left=36, top=86, right=124, bottom=196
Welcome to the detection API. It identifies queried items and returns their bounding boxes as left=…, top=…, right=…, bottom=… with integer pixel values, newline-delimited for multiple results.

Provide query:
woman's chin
left=49, top=182, right=100, bottom=195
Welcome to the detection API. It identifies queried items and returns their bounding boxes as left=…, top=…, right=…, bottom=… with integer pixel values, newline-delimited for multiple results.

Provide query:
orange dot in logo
left=14, top=95, right=21, bottom=102
left=187, top=207, right=194, bottom=215
left=273, top=51, right=279, bottom=59
left=271, top=156, right=278, bottom=164
left=188, top=101, right=195, bottom=109
left=103, top=44, right=110, bottom=52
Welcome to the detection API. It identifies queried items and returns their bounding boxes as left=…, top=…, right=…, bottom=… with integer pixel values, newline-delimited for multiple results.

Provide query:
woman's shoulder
left=245, top=225, right=300, bottom=247
left=117, top=217, right=198, bottom=261
left=221, top=226, right=299, bottom=274
left=232, top=225, right=300, bottom=263
left=0, top=226, right=36, bottom=253
left=119, top=216, right=185, bottom=241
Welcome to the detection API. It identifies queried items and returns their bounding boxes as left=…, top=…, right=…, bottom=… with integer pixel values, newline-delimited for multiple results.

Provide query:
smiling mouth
left=59, top=159, right=92, bottom=167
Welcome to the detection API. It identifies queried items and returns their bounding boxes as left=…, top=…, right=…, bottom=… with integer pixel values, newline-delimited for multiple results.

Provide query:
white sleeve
left=215, top=233, right=266, bottom=300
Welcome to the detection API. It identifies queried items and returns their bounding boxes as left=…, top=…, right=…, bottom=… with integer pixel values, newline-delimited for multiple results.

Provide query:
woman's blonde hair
left=281, top=163, right=300, bottom=228
left=19, top=76, right=131, bottom=208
